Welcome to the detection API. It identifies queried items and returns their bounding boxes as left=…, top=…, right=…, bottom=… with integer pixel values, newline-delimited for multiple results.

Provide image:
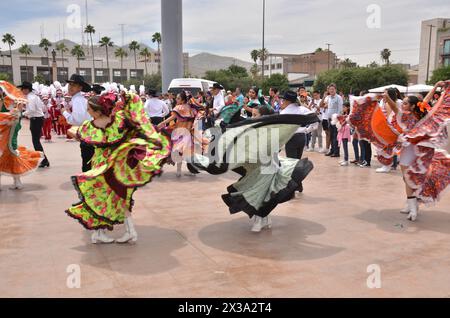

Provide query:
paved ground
left=0, top=120, right=449, bottom=298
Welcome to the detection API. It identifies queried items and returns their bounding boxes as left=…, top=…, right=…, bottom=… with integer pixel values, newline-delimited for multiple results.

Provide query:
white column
left=161, top=0, right=183, bottom=93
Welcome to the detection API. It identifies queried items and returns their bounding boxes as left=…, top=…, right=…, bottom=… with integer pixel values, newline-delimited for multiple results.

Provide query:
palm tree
left=381, top=48, right=391, bottom=65
left=18, top=44, right=32, bottom=81
left=152, top=32, right=162, bottom=74
left=140, top=48, right=152, bottom=76
left=56, top=42, right=69, bottom=69
left=341, top=58, right=356, bottom=69
left=39, top=38, right=52, bottom=82
left=115, top=47, right=128, bottom=71
left=99, top=36, right=114, bottom=81
left=258, top=48, right=269, bottom=63
left=2, top=33, right=16, bottom=81
left=258, top=48, right=269, bottom=78
left=71, top=45, right=85, bottom=72
left=128, top=41, right=140, bottom=70
left=250, top=50, right=259, bottom=64
left=84, top=24, right=96, bottom=73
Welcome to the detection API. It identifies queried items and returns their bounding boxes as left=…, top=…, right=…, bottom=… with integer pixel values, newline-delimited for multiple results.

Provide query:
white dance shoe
left=9, top=177, right=24, bottom=190
left=400, top=201, right=410, bottom=214
left=376, top=165, right=391, bottom=173
left=116, top=217, right=138, bottom=244
left=91, top=230, right=114, bottom=244
left=251, top=216, right=272, bottom=233
left=406, top=198, right=419, bottom=222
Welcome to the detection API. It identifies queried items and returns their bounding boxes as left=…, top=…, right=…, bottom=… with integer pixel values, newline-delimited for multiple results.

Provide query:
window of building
left=20, top=66, right=33, bottom=82
left=444, top=57, right=450, bottom=67
left=277, top=63, right=282, bottom=69
left=96, top=70, right=104, bottom=76
left=114, top=71, right=121, bottom=77
left=444, top=39, right=450, bottom=55
left=79, top=70, right=87, bottom=76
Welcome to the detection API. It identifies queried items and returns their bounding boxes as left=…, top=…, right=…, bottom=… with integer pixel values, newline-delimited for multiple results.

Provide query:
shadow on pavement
left=73, top=225, right=187, bottom=275
left=198, top=216, right=344, bottom=261
left=356, top=209, right=450, bottom=234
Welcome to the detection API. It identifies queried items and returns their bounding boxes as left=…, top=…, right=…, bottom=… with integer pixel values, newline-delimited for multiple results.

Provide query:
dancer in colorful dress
left=65, top=93, right=171, bottom=244
left=157, top=91, right=197, bottom=177
left=0, top=81, right=43, bottom=190
left=350, top=80, right=450, bottom=222
left=192, top=107, right=319, bottom=232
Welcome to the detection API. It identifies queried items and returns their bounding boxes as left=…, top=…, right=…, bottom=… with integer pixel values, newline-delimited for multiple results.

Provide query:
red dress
left=350, top=90, right=450, bottom=204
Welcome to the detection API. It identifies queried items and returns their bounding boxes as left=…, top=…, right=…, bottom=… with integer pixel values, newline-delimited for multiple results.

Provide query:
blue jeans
left=352, top=138, right=360, bottom=161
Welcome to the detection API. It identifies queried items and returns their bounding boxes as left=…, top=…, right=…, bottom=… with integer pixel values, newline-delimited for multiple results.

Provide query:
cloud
left=1, top=0, right=450, bottom=66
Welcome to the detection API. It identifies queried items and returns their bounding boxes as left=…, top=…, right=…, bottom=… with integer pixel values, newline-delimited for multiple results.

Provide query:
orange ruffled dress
left=0, top=81, right=43, bottom=177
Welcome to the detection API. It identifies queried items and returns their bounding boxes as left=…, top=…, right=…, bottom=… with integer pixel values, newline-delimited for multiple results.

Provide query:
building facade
left=418, top=18, right=450, bottom=84
left=258, top=50, right=338, bottom=80
left=0, top=39, right=189, bottom=85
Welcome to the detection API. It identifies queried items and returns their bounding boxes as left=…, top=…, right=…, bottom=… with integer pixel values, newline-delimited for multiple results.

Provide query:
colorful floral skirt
left=66, top=137, right=170, bottom=231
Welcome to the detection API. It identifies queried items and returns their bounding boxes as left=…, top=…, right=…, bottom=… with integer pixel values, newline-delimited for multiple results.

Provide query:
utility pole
left=262, top=0, right=266, bottom=79
left=426, top=24, right=436, bottom=83
left=326, top=43, right=332, bottom=70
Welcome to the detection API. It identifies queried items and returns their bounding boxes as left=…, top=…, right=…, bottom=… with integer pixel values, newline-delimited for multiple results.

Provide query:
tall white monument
left=161, top=0, right=184, bottom=93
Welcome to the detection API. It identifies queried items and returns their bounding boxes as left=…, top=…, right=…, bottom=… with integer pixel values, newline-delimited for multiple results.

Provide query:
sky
left=1, top=0, right=450, bottom=66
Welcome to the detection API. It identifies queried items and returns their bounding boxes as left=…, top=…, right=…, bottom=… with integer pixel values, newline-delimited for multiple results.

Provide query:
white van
left=168, top=78, right=217, bottom=95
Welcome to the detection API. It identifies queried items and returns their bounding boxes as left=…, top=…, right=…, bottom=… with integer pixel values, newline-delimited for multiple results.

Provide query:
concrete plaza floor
left=0, top=121, right=449, bottom=298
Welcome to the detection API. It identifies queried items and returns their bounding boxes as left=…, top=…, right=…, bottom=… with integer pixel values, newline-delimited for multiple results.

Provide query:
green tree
left=128, top=41, right=140, bottom=70
left=124, top=74, right=162, bottom=93
left=39, top=38, right=52, bottom=81
left=262, top=73, right=289, bottom=95
left=71, top=45, right=85, bottom=71
left=2, top=33, right=15, bottom=81
left=0, top=73, right=10, bottom=81
left=84, top=24, right=96, bottom=72
left=340, top=58, right=357, bottom=69
left=115, top=47, right=128, bottom=70
left=33, top=73, right=46, bottom=84
left=56, top=42, right=69, bottom=69
left=152, top=32, right=162, bottom=74
left=19, top=44, right=32, bottom=81
left=140, top=48, right=152, bottom=76
left=99, top=36, right=114, bottom=81
left=250, top=50, right=259, bottom=64
left=381, top=48, right=391, bottom=66
left=315, top=48, right=324, bottom=53
left=205, top=65, right=261, bottom=93
left=428, top=65, right=450, bottom=84
left=314, top=65, right=408, bottom=95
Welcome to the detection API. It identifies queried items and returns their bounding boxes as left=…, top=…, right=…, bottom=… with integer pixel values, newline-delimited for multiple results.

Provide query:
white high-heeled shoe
left=91, top=229, right=115, bottom=244
left=116, top=217, right=138, bottom=244
left=406, top=198, right=419, bottom=222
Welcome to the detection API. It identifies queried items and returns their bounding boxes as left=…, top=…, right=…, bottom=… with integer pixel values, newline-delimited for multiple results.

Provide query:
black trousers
left=285, top=133, right=306, bottom=160
left=285, top=133, right=306, bottom=193
left=330, top=124, right=340, bottom=155
left=359, top=140, right=372, bottom=164
left=30, top=117, right=48, bottom=164
left=150, top=117, right=164, bottom=125
left=80, top=142, right=95, bottom=172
